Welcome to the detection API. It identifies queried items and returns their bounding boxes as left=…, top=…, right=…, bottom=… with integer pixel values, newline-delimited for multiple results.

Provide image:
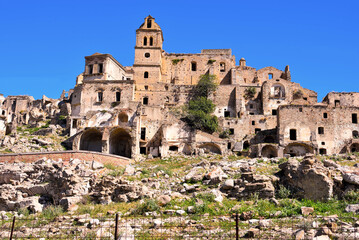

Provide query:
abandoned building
left=1, top=15, right=359, bottom=159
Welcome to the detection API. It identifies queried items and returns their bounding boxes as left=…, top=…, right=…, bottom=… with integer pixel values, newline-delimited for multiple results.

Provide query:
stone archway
left=80, top=128, right=102, bottom=152
left=109, top=128, right=132, bottom=158
left=261, top=145, right=278, bottom=158
left=199, top=143, right=222, bottom=154
left=284, top=143, right=313, bottom=157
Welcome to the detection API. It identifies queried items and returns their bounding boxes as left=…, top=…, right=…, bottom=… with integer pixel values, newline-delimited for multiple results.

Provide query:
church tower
left=133, top=16, right=163, bottom=84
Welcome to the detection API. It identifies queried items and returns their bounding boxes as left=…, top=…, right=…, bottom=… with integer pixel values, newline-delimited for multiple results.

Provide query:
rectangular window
left=140, top=128, right=146, bottom=140
left=224, top=111, right=230, bottom=117
left=229, top=128, right=234, bottom=135
left=323, top=113, right=328, bottom=118
left=272, top=109, right=277, bottom=115
left=143, top=97, right=148, bottom=105
left=318, top=127, right=324, bottom=134
left=255, top=128, right=261, bottom=134
left=227, top=142, right=231, bottom=149
left=290, top=129, right=297, bottom=140
left=252, top=121, right=255, bottom=125
left=140, top=147, right=147, bottom=154
left=88, top=65, right=93, bottom=74
left=299, top=108, right=303, bottom=112
left=145, top=85, right=148, bottom=90
left=319, top=148, right=327, bottom=155
left=191, top=62, right=197, bottom=71
left=352, top=113, right=357, bottom=124
left=116, top=92, right=121, bottom=102
left=97, top=92, right=103, bottom=102
left=72, top=119, right=77, bottom=128
left=335, top=100, right=340, bottom=107
left=98, top=63, right=103, bottom=73
left=250, top=104, right=253, bottom=109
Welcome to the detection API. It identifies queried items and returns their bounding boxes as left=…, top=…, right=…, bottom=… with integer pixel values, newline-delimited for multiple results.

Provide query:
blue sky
left=0, top=0, right=358, bottom=101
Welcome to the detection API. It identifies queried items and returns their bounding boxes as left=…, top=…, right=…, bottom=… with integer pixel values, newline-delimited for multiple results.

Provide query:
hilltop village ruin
left=1, top=15, right=359, bottom=160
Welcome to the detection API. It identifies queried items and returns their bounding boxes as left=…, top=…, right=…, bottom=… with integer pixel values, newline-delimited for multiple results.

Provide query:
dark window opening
left=169, top=146, right=178, bottom=151
left=299, top=108, right=303, bottom=112
left=352, top=113, right=358, bottom=124
left=249, top=104, right=253, bottom=109
left=116, top=92, right=121, bottom=102
left=227, top=142, right=232, bottom=150
left=72, top=119, right=77, bottom=128
left=249, top=112, right=254, bottom=115
left=319, top=148, right=327, bottom=155
left=353, top=131, right=359, bottom=138
left=318, top=127, right=324, bottom=134
left=147, top=19, right=152, bottom=28
left=98, top=63, right=103, bottom=73
left=335, top=100, right=340, bottom=107
left=303, top=97, right=307, bottom=100
left=224, top=111, right=230, bottom=117
left=150, top=37, right=153, bottom=46
left=191, top=62, right=197, bottom=71
left=143, top=97, right=148, bottom=105
left=268, top=73, right=273, bottom=79
left=144, top=71, right=149, bottom=78
left=220, top=62, right=225, bottom=72
left=165, top=85, right=169, bottom=91
left=255, top=128, right=261, bottom=134
left=290, top=129, right=297, bottom=140
left=237, top=112, right=241, bottom=118
left=140, top=147, right=147, bottom=154
left=243, top=141, right=250, bottom=150
left=322, top=142, right=325, bottom=145
left=2, top=110, right=4, bottom=115
left=145, top=52, right=150, bottom=58
left=229, top=128, right=234, bottom=135
left=272, top=109, right=277, bottom=115
left=141, top=128, right=146, bottom=140
left=144, top=37, right=147, bottom=46
left=145, top=85, right=148, bottom=90
left=97, top=92, right=103, bottom=102
left=88, top=65, right=93, bottom=74
left=252, top=121, right=255, bottom=125
left=126, top=77, right=131, bottom=80
left=323, top=113, right=328, bottom=118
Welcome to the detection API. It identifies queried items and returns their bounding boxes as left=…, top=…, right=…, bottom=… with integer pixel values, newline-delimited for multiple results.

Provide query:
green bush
left=40, top=205, right=64, bottom=220
left=276, top=185, right=291, bottom=199
left=343, top=190, right=359, bottom=202
left=133, top=199, right=160, bottom=215
left=193, top=74, right=217, bottom=99
left=244, top=87, right=256, bottom=99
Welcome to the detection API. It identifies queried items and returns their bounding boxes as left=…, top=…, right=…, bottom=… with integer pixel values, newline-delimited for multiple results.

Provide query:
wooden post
left=114, top=213, right=119, bottom=240
left=9, top=216, right=15, bottom=240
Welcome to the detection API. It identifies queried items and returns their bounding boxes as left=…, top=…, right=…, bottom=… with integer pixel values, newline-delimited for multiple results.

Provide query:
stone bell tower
left=133, top=15, right=163, bottom=84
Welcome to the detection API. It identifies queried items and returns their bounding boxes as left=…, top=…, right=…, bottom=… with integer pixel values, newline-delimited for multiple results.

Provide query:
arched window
left=271, top=84, right=285, bottom=98
left=144, top=71, right=149, bottom=78
left=147, top=19, right=152, bottom=28
left=149, top=37, right=153, bottom=46
left=143, top=37, right=147, bottom=46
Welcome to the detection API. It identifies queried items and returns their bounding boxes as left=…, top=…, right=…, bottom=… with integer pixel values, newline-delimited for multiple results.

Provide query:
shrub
left=133, top=199, right=160, bottom=215
left=244, top=87, right=256, bottom=99
left=276, top=185, right=291, bottom=199
left=343, top=190, right=359, bottom=202
left=193, top=74, right=217, bottom=99
left=40, top=205, right=64, bottom=220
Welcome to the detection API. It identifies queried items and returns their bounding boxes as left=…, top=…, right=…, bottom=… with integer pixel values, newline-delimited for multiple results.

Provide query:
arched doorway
left=284, top=143, right=313, bottom=157
left=109, top=128, right=132, bottom=158
left=199, top=143, right=221, bottom=154
left=80, top=129, right=102, bottom=152
left=261, top=145, right=278, bottom=158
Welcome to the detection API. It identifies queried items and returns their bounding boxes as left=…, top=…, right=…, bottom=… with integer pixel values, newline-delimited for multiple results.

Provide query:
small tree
left=193, top=74, right=218, bottom=99
left=184, top=74, right=219, bottom=133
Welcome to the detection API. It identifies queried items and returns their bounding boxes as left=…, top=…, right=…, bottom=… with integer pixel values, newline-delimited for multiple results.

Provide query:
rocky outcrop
left=278, top=155, right=334, bottom=200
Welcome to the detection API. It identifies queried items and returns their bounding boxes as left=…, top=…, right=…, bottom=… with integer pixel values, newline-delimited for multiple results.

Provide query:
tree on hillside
left=184, top=74, right=218, bottom=133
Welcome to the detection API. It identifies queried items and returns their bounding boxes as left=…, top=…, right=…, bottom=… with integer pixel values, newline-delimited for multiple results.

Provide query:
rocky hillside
left=1, top=153, right=359, bottom=239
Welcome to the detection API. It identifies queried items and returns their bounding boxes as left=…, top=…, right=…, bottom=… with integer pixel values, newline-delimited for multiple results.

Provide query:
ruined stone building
left=1, top=15, right=359, bottom=159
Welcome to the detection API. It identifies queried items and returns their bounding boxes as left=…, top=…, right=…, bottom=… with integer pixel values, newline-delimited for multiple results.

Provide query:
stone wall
left=0, top=150, right=130, bottom=166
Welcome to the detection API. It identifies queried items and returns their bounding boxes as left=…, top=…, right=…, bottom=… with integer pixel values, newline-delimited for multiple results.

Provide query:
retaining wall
left=0, top=150, right=130, bottom=166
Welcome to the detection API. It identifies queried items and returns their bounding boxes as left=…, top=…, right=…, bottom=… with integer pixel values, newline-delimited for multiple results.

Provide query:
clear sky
left=0, top=0, right=358, bottom=101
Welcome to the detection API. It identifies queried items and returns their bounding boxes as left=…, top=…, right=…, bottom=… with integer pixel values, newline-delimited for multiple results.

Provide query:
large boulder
left=278, top=156, right=333, bottom=200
